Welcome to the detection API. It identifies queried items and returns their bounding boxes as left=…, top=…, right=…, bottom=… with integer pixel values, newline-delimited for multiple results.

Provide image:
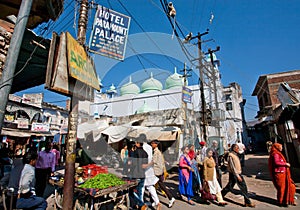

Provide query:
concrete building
left=1, top=93, right=68, bottom=149
left=223, top=82, right=247, bottom=146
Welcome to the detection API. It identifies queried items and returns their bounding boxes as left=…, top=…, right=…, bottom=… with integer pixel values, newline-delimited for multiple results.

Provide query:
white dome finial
left=174, top=67, right=177, bottom=73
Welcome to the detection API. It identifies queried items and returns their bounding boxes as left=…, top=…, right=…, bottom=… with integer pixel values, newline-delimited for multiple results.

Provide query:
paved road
left=148, top=154, right=300, bottom=210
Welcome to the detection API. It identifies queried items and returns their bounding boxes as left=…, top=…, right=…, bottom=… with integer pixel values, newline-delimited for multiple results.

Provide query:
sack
left=163, top=167, right=169, bottom=180
left=200, top=181, right=216, bottom=201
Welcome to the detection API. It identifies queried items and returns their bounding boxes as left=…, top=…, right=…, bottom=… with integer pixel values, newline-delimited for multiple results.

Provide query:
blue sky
left=18, top=0, right=300, bottom=121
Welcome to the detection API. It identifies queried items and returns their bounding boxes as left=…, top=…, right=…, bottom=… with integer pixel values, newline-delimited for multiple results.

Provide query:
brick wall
left=267, top=72, right=300, bottom=106
left=0, top=20, right=14, bottom=78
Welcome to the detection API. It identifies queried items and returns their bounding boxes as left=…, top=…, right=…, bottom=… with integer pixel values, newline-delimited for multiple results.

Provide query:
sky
left=17, top=0, right=300, bottom=121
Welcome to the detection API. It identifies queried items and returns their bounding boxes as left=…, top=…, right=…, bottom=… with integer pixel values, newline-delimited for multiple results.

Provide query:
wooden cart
left=49, top=178, right=138, bottom=210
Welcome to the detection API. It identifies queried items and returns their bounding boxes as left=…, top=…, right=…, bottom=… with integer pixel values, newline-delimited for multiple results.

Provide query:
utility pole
left=206, top=47, right=223, bottom=152
left=62, top=0, right=89, bottom=209
left=184, top=30, right=209, bottom=142
left=197, top=32, right=209, bottom=143
left=0, top=0, right=33, bottom=132
left=180, top=63, right=191, bottom=145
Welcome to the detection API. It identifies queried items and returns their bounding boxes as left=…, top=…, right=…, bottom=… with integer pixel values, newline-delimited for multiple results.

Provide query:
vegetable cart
left=49, top=174, right=138, bottom=210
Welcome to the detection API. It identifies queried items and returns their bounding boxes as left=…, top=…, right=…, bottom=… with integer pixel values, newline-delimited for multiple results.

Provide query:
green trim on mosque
left=135, top=101, right=154, bottom=114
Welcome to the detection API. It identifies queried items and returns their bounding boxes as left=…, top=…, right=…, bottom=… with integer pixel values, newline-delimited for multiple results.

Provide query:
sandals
left=218, top=202, right=228, bottom=206
left=188, top=200, right=196, bottom=206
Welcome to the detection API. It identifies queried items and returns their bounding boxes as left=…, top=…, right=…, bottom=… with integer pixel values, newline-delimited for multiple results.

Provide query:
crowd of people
left=125, top=138, right=297, bottom=209
left=0, top=141, right=60, bottom=210
left=0, top=138, right=297, bottom=210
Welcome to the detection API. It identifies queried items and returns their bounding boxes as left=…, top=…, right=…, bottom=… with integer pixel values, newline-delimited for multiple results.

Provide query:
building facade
left=252, top=70, right=300, bottom=151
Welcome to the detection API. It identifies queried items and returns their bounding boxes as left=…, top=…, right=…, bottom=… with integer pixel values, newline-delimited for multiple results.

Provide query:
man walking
left=221, top=144, right=255, bottom=207
left=236, top=140, right=246, bottom=167
left=131, top=139, right=148, bottom=210
left=150, top=140, right=175, bottom=208
left=142, top=139, right=162, bottom=210
left=212, top=140, right=222, bottom=188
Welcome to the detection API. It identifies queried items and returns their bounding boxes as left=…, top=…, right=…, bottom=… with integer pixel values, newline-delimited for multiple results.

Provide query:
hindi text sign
left=66, top=32, right=99, bottom=90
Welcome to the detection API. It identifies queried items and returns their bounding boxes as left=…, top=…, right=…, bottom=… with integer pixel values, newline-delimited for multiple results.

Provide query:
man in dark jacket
left=131, top=139, right=148, bottom=210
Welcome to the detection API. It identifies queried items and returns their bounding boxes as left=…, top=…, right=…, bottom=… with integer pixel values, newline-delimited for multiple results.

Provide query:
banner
left=31, top=123, right=50, bottom=132
left=89, top=5, right=131, bottom=60
left=182, top=86, right=192, bottom=103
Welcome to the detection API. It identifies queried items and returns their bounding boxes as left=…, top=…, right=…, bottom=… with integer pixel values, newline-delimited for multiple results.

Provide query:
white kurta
left=143, top=143, right=159, bottom=186
left=207, top=168, right=222, bottom=195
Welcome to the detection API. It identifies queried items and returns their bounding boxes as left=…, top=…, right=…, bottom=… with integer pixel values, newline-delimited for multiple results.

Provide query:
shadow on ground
left=223, top=189, right=278, bottom=207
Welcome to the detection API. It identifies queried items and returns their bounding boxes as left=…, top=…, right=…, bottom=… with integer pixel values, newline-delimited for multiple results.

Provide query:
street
left=145, top=154, right=300, bottom=210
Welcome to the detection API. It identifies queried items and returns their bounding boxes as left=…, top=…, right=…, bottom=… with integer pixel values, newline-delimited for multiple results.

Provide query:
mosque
left=79, top=54, right=246, bottom=163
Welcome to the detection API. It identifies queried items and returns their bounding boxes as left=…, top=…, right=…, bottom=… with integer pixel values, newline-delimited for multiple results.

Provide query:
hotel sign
left=89, top=5, right=131, bottom=60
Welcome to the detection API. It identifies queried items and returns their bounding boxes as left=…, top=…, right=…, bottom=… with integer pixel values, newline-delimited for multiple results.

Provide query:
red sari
left=268, top=143, right=296, bottom=206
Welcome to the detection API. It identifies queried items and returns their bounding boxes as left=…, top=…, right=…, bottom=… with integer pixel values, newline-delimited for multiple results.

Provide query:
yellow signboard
left=66, top=32, right=100, bottom=90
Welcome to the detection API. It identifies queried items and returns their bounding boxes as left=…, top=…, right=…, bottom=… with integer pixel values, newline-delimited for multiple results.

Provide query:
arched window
left=31, top=112, right=43, bottom=123
left=16, top=110, right=30, bottom=120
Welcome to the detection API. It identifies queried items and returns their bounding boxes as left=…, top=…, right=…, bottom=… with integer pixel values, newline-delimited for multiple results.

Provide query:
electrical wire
left=116, top=0, right=179, bottom=68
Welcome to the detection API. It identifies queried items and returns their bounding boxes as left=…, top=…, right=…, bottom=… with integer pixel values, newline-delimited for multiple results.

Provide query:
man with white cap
left=140, top=135, right=162, bottom=210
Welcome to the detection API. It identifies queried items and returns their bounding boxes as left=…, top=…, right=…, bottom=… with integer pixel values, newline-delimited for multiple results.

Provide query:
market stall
left=49, top=164, right=138, bottom=210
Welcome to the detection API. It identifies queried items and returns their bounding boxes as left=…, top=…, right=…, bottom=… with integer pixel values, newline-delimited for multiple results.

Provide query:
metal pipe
left=0, top=0, right=33, bottom=132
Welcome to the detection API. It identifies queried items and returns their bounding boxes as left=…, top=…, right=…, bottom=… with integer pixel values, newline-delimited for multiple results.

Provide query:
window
left=263, top=92, right=269, bottom=105
left=226, top=102, right=233, bottom=111
left=225, top=94, right=231, bottom=101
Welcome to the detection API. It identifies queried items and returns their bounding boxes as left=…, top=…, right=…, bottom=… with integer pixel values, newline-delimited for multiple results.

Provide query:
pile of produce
left=79, top=173, right=125, bottom=189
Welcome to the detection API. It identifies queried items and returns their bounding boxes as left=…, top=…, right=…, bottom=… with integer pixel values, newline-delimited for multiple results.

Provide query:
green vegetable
left=79, top=173, right=125, bottom=189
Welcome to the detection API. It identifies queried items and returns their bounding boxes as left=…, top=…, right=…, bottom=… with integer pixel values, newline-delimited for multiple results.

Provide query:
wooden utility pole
left=207, top=47, right=223, bottom=153
left=180, top=63, right=191, bottom=145
left=196, top=31, right=209, bottom=142
left=183, top=30, right=209, bottom=143
left=62, top=0, right=89, bottom=209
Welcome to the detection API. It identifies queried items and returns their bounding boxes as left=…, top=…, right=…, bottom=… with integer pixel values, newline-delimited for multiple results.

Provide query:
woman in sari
left=188, top=144, right=202, bottom=193
left=179, top=145, right=195, bottom=205
left=268, top=143, right=296, bottom=207
left=203, top=148, right=227, bottom=206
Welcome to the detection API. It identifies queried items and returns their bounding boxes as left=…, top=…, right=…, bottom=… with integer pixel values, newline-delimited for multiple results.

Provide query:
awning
left=100, top=125, right=181, bottom=144
left=77, top=119, right=109, bottom=139
left=1, top=128, right=53, bottom=137
left=101, top=125, right=131, bottom=144
left=127, top=126, right=180, bottom=141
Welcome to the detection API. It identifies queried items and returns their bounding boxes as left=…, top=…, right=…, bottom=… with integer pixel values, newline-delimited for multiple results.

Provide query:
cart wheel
left=54, top=189, right=63, bottom=209
left=126, top=193, right=130, bottom=209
